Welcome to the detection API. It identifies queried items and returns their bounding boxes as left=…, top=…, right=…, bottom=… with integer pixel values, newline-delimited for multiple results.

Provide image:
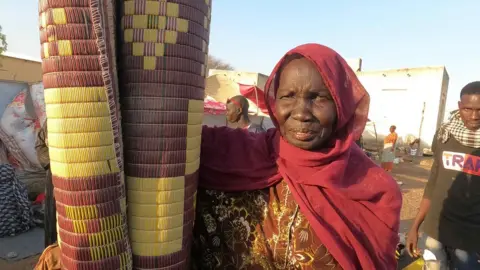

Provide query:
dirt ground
left=0, top=255, right=39, bottom=270
left=393, top=157, right=432, bottom=233
left=1, top=157, right=433, bottom=270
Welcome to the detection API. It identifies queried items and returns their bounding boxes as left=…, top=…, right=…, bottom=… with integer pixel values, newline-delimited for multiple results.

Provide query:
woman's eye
left=314, top=95, right=329, bottom=101
left=279, top=93, right=294, bottom=99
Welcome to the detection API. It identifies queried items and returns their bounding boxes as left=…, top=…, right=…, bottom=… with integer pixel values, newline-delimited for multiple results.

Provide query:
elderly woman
left=192, top=44, right=402, bottom=269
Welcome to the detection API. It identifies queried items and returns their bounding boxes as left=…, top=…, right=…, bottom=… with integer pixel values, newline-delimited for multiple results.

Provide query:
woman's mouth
left=292, top=131, right=315, bottom=141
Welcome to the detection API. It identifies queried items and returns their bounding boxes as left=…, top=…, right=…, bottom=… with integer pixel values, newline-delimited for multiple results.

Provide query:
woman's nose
left=291, top=98, right=313, bottom=122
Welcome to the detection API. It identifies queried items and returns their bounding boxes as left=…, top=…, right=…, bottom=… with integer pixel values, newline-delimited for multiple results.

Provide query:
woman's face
left=275, top=57, right=337, bottom=150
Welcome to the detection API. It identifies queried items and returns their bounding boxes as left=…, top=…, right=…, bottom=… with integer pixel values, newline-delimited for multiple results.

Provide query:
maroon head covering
left=200, top=43, right=402, bottom=269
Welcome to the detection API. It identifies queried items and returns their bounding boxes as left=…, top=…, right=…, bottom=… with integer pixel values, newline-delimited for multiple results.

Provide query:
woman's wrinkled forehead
left=274, top=54, right=304, bottom=89
left=274, top=54, right=330, bottom=96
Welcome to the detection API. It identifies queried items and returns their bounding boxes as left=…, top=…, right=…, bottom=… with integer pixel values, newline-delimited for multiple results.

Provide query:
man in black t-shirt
left=406, top=81, right=480, bottom=269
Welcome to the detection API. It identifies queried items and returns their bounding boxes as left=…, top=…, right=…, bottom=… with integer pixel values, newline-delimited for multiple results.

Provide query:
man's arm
left=406, top=130, right=439, bottom=256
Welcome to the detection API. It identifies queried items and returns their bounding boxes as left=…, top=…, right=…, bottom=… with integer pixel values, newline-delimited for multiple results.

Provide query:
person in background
left=409, top=138, right=420, bottom=163
left=226, top=95, right=265, bottom=133
left=381, top=125, right=398, bottom=172
left=192, top=43, right=401, bottom=269
left=406, top=81, right=480, bottom=269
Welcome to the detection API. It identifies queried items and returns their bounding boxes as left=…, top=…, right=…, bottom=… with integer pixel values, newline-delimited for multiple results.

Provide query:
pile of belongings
left=0, top=163, right=34, bottom=237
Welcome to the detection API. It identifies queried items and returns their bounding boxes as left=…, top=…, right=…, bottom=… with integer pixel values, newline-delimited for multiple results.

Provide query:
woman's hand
left=406, top=226, right=421, bottom=257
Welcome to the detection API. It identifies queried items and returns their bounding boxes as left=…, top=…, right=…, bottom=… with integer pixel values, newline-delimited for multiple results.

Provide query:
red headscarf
left=200, top=44, right=401, bottom=269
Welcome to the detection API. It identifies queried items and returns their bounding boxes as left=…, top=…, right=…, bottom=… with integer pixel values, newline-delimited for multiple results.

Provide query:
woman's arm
left=199, top=126, right=280, bottom=191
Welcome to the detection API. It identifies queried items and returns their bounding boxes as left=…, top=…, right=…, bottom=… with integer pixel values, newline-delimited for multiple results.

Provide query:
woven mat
left=119, top=0, right=211, bottom=268
left=39, top=0, right=132, bottom=269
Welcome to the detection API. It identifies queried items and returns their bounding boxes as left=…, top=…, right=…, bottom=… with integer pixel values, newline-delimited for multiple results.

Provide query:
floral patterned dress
left=191, top=181, right=342, bottom=270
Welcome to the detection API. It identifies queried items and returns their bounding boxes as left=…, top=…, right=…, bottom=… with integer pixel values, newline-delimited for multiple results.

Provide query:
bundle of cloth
left=0, top=163, right=33, bottom=237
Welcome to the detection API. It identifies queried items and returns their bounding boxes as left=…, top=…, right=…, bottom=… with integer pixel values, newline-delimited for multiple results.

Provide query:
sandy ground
left=1, top=157, right=433, bottom=270
left=393, top=157, right=432, bottom=233
left=0, top=255, right=39, bottom=270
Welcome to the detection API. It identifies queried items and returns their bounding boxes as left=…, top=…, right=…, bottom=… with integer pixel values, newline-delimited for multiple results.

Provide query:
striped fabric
left=38, top=0, right=132, bottom=269
left=119, top=0, right=211, bottom=268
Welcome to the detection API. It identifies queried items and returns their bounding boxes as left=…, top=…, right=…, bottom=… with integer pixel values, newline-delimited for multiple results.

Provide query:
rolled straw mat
left=39, top=0, right=132, bottom=269
left=119, top=0, right=211, bottom=269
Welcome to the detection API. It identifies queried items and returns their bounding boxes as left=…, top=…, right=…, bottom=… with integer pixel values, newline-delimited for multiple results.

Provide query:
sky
left=1, top=0, right=479, bottom=111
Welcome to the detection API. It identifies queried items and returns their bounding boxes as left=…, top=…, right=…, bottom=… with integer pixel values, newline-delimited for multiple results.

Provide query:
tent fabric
left=238, top=84, right=270, bottom=114
left=204, top=98, right=226, bottom=115
left=204, top=83, right=270, bottom=116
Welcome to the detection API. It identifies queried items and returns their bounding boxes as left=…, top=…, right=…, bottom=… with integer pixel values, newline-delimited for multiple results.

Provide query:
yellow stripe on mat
left=50, top=159, right=120, bottom=178
left=48, top=117, right=113, bottom=133
left=44, top=87, right=108, bottom=103
left=131, top=42, right=165, bottom=56
left=123, top=29, right=208, bottom=53
left=129, top=227, right=183, bottom=243
left=130, top=240, right=182, bottom=256
left=187, top=112, right=203, bottom=125
left=43, top=41, right=73, bottom=57
left=143, top=56, right=156, bottom=70
left=88, top=226, right=127, bottom=246
left=128, top=201, right=185, bottom=217
left=40, top=8, right=67, bottom=28
left=89, top=242, right=120, bottom=261
left=48, top=131, right=114, bottom=148
left=186, top=147, right=201, bottom=163
left=185, top=158, right=200, bottom=175
left=51, top=8, right=67, bottom=25
left=188, top=99, right=203, bottom=112
left=72, top=214, right=124, bottom=233
left=141, top=56, right=207, bottom=72
left=48, top=145, right=116, bottom=163
left=65, top=204, right=99, bottom=220
left=46, top=102, right=110, bottom=118
left=123, top=29, right=175, bottom=44
left=127, top=189, right=185, bottom=204
left=186, top=124, right=202, bottom=138
left=129, top=214, right=184, bottom=230
left=127, top=176, right=185, bottom=191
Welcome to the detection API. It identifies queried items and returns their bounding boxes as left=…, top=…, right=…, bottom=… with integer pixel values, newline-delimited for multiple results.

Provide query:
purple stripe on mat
left=52, top=173, right=122, bottom=192
left=42, top=56, right=101, bottom=73
left=121, top=97, right=190, bottom=111
left=42, top=71, right=104, bottom=88
left=121, top=70, right=205, bottom=88
left=54, top=184, right=125, bottom=206
left=40, top=25, right=95, bottom=43
left=121, top=56, right=204, bottom=75
left=58, top=225, right=129, bottom=248
left=122, top=111, right=190, bottom=125
left=121, top=42, right=206, bottom=64
left=39, top=0, right=90, bottom=13
left=120, top=83, right=204, bottom=100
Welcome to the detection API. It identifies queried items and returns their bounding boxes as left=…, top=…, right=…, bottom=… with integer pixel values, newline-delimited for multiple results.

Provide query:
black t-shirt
left=423, top=132, right=480, bottom=251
